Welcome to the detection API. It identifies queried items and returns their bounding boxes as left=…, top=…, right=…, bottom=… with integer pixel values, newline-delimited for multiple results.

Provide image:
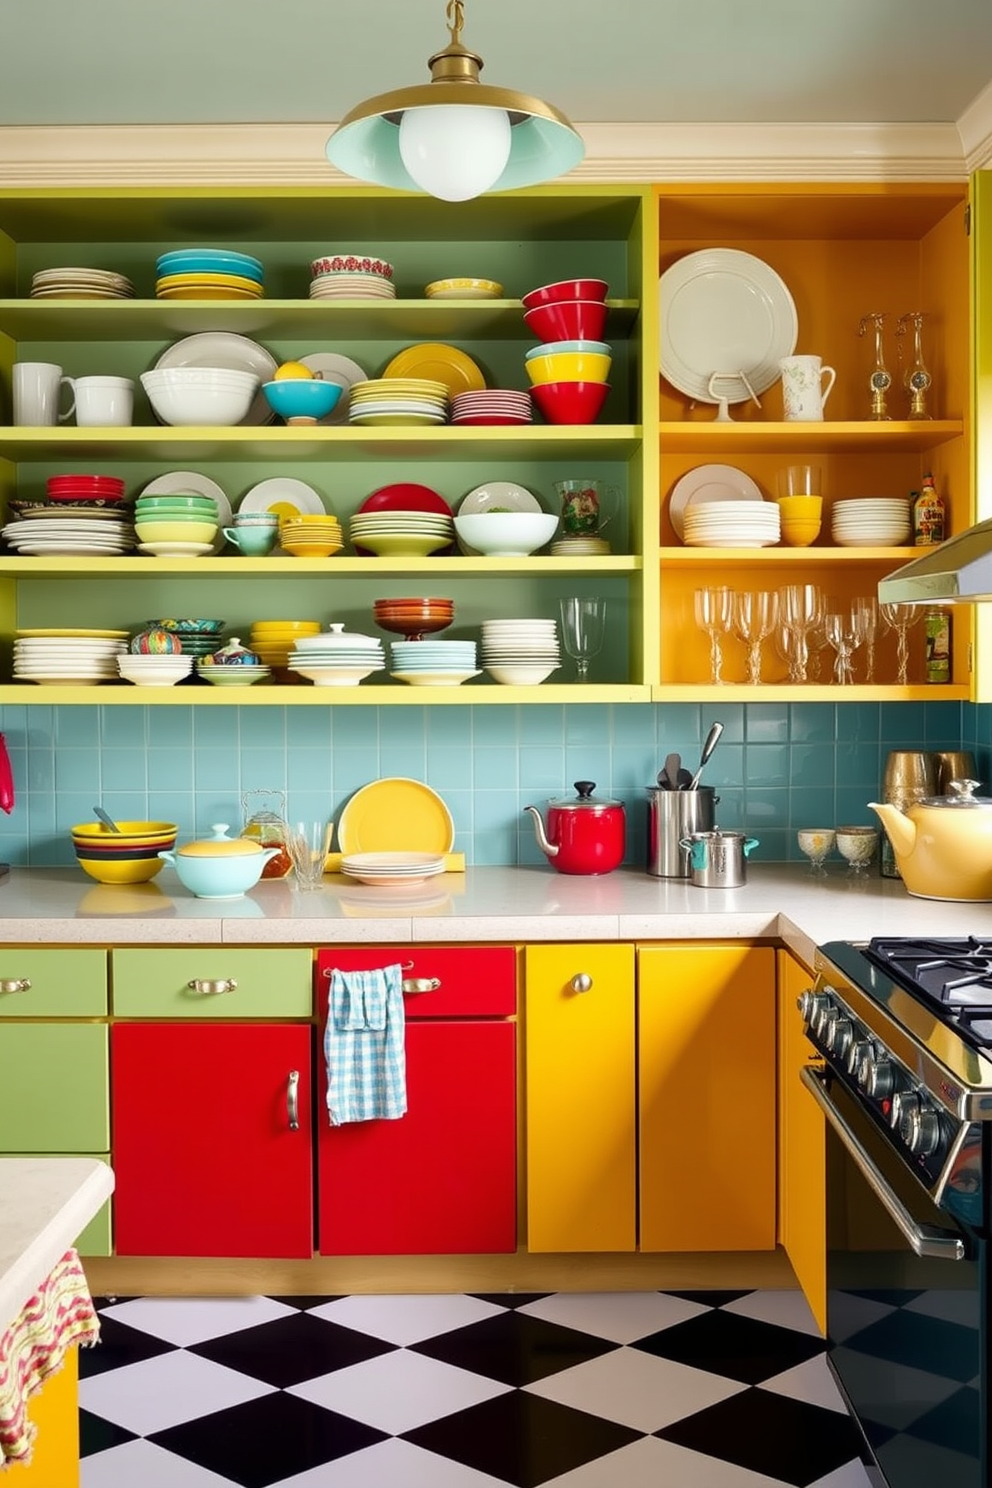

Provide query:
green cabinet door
left=0, top=948, right=107, bottom=1016
left=111, top=948, right=312, bottom=1017
left=4, top=1152, right=112, bottom=1256
left=0, top=1024, right=109, bottom=1150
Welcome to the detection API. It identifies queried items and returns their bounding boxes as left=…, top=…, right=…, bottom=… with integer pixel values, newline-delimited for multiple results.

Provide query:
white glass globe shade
left=398, top=104, right=512, bottom=201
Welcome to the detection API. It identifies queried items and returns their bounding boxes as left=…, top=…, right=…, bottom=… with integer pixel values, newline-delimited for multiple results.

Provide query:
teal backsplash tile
left=880, top=702, right=927, bottom=740
left=142, top=704, right=193, bottom=748
left=564, top=748, right=612, bottom=793
left=610, top=744, right=659, bottom=793
left=331, top=707, right=380, bottom=747
left=239, top=707, right=286, bottom=749
left=743, top=787, right=789, bottom=828
left=240, top=747, right=291, bottom=792
left=54, top=749, right=101, bottom=793
left=55, top=705, right=98, bottom=749
left=834, top=787, right=879, bottom=827
left=922, top=699, right=964, bottom=743
left=427, top=707, right=473, bottom=747
left=426, top=748, right=474, bottom=791
left=99, top=748, right=148, bottom=793
left=834, top=740, right=882, bottom=790
left=705, top=742, right=744, bottom=790
left=783, top=742, right=835, bottom=789
left=471, top=707, right=519, bottom=745
left=287, top=747, right=332, bottom=792
left=381, top=736, right=425, bottom=781
left=519, top=705, right=565, bottom=745
left=99, top=708, right=147, bottom=747
left=518, top=745, right=567, bottom=791
left=744, top=742, right=790, bottom=786
left=332, top=749, right=380, bottom=801
left=745, top=705, right=790, bottom=743
left=789, top=703, right=836, bottom=743
left=192, top=708, right=240, bottom=749
left=788, top=789, right=835, bottom=846
left=564, top=704, right=612, bottom=746
left=194, top=750, right=239, bottom=792
left=612, top=703, right=662, bottom=746
left=472, top=745, right=518, bottom=790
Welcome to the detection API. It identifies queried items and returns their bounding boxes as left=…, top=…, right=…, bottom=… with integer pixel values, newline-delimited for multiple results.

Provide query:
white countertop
left=0, top=1158, right=115, bottom=1335
left=1, top=863, right=990, bottom=966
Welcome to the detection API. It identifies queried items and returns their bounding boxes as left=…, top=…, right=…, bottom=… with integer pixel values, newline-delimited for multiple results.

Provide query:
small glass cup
left=836, top=825, right=879, bottom=877
left=797, top=828, right=835, bottom=876
left=288, top=819, right=333, bottom=890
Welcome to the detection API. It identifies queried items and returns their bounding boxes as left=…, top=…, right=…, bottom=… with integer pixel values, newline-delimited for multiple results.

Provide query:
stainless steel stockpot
left=646, top=785, right=718, bottom=877
left=679, top=829, right=758, bottom=888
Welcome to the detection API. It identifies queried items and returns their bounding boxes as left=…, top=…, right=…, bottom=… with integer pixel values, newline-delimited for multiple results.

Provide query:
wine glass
left=880, top=602, right=924, bottom=685
left=852, top=596, right=879, bottom=682
left=777, top=584, right=822, bottom=683
left=797, top=828, right=835, bottom=876
left=823, top=602, right=868, bottom=685
left=733, top=590, right=779, bottom=685
left=559, top=596, right=606, bottom=682
left=694, top=586, right=734, bottom=684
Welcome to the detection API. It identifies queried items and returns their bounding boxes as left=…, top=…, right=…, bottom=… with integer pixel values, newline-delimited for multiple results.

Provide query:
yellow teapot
left=869, top=779, right=992, bottom=901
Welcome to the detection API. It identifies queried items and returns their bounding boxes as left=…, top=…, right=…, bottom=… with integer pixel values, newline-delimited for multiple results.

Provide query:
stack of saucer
left=348, top=379, right=449, bottom=427
left=340, top=851, right=446, bottom=886
left=389, top=639, right=479, bottom=686
left=278, top=514, right=344, bottom=558
left=682, top=501, right=780, bottom=548
left=30, top=267, right=134, bottom=299
left=550, top=533, right=611, bottom=556
left=480, top=618, right=561, bottom=685
left=831, top=498, right=912, bottom=547
left=450, top=390, right=532, bottom=426
left=349, top=508, right=454, bottom=557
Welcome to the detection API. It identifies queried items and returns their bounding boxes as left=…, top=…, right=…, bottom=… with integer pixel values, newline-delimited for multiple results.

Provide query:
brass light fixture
left=325, top=0, right=585, bottom=201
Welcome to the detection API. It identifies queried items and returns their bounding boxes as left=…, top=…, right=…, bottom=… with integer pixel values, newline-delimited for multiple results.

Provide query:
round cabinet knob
left=828, top=1017, right=854, bottom=1059
left=570, top=974, right=593, bottom=994
left=864, top=1053, right=895, bottom=1099
left=847, top=1039, right=872, bottom=1079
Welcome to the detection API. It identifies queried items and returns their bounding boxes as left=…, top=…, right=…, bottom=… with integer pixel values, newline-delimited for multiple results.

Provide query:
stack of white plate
left=450, top=390, right=532, bottom=426
left=481, top=619, right=561, bottom=685
left=831, top=498, right=912, bottom=547
left=349, top=509, right=454, bottom=557
left=14, top=632, right=127, bottom=685
left=550, top=534, right=611, bottom=556
left=389, top=639, right=479, bottom=686
left=2, top=515, right=136, bottom=556
left=340, top=851, right=447, bottom=886
left=348, top=379, right=449, bottom=427
left=287, top=627, right=386, bottom=687
left=682, top=501, right=780, bottom=547
left=310, top=272, right=396, bottom=300
left=30, top=266, right=134, bottom=299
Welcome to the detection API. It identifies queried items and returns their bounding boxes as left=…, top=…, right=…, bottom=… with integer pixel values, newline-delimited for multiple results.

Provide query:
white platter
left=153, top=332, right=277, bottom=425
left=239, top=478, right=326, bottom=520
left=669, top=464, right=766, bottom=540
left=660, top=249, right=798, bottom=403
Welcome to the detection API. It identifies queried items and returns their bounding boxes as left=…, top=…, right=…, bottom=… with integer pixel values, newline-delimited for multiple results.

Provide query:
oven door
left=801, top=1067, right=986, bottom=1488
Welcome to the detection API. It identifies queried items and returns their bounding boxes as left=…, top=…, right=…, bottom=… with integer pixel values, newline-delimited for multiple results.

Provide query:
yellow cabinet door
left=8, top=1348, right=80, bottom=1487
left=777, top=949, right=826, bottom=1333
left=638, top=944, right=776, bottom=1251
left=524, top=943, right=636, bottom=1253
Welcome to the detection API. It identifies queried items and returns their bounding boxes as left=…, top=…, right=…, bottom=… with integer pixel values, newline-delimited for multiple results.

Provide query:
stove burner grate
left=864, top=937, right=992, bottom=1048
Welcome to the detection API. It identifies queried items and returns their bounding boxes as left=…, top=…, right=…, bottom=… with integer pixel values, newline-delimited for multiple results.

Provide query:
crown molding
left=958, top=80, right=992, bottom=172
left=0, top=119, right=972, bottom=186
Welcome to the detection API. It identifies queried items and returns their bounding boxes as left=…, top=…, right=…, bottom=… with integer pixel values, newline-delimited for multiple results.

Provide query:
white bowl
left=453, top=512, right=559, bottom=557
left=485, top=663, right=559, bottom=685
left=140, top=371, right=258, bottom=426
left=292, top=665, right=378, bottom=687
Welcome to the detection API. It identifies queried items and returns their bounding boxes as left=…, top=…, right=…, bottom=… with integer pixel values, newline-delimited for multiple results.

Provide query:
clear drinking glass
left=777, top=584, right=822, bottom=683
left=823, top=603, right=868, bottom=686
left=559, top=596, right=606, bottom=682
left=852, top=596, right=879, bottom=682
left=733, top=590, right=779, bottom=685
left=289, top=819, right=333, bottom=890
left=694, top=586, right=734, bottom=684
left=880, top=602, right=924, bottom=685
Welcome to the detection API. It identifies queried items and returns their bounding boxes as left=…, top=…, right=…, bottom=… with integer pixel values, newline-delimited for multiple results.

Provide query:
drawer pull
left=403, top=977, right=441, bottom=994
left=287, top=1070, right=300, bottom=1131
left=0, top=978, right=31, bottom=994
left=187, top=978, right=238, bottom=996
left=570, top=973, right=593, bottom=994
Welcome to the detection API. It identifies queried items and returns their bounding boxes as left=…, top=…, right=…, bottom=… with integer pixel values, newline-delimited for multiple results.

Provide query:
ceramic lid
left=920, top=779, right=992, bottom=809
left=548, top=781, right=623, bottom=811
left=177, top=823, right=264, bottom=857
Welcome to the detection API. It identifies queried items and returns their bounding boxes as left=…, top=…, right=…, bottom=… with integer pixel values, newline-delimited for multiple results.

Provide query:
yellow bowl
left=134, top=520, right=218, bottom=544
left=780, top=522, right=822, bottom=547
left=280, top=541, right=343, bottom=558
left=75, top=855, right=167, bottom=884
left=72, top=819, right=178, bottom=843
left=777, top=496, right=823, bottom=519
left=526, top=352, right=611, bottom=386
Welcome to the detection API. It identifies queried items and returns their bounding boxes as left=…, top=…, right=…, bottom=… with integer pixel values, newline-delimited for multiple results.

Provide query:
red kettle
left=524, top=781, right=626, bottom=875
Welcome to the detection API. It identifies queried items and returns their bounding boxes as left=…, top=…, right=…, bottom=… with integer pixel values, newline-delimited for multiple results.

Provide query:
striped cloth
left=325, top=964, right=407, bottom=1125
left=0, top=1247, right=99, bottom=1465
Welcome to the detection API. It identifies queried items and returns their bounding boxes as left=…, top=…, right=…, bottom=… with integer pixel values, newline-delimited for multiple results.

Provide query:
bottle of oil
left=924, top=607, right=952, bottom=684
left=912, top=472, right=945, bottom=546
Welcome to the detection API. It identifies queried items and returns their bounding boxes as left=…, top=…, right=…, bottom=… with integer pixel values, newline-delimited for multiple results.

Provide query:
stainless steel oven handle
left=800, top=1067, right=966, bottom=1261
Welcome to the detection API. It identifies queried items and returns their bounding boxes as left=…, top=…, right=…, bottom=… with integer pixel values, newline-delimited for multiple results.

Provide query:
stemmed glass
left=880, top=602, right=924, bottom=685
left=733, top=590, right=779, bottom=685
left=694, top=586, right=734, bottom=684
left=836, top=826, right=879, bottom=878
left=823, top=602, right=868, bottom=685
left=559, top=596, right=606, bottom=682
left=777, top=584, right=822, bottom=683
left=852, top=596, right=879, bottom=683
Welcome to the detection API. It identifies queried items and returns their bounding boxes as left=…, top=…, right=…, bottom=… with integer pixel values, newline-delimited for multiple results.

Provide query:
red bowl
left=522, top=278, right=609, bottom=310
left=524, top=300, right=609, bottom=343
left=530, top=381, right=611, bottom=425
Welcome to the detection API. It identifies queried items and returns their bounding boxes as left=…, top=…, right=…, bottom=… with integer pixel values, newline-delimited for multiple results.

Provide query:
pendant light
left=325, top=0, right=585, bottom=202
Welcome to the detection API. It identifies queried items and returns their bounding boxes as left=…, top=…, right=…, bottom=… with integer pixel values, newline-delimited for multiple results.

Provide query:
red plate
left=357, top=483, right=452, bottom=515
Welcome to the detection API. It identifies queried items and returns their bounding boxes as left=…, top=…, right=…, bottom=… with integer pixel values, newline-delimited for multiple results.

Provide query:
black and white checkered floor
left=79, top=1290, right=874, bottom=1487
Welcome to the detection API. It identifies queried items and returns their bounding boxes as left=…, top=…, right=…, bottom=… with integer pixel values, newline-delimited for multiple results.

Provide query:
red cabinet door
left=318, top=1017, right=516, bottom=1255
left=112, top=1023, right=313, bottom=1258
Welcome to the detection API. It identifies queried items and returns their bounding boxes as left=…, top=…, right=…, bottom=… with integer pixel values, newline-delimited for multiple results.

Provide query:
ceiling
left=1, top=0, right=991, bottom=132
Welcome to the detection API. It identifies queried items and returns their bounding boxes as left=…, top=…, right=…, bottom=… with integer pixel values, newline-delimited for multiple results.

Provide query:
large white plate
left=153, top=332, right=278, bottom=425
left=669, top=464, right=765, bottom=540
left=660, top=249, right=798, bottom=403
left=139, top=471, right=233, bottom=554
left=239, top=478, right=327, bottom=520
left=298, top=353, right=370, bottom=425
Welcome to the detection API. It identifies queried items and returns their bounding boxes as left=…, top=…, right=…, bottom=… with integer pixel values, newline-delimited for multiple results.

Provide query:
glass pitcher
left=554, top=479, right=620, bottom=537
left=240, top=789, right=294, bottom=879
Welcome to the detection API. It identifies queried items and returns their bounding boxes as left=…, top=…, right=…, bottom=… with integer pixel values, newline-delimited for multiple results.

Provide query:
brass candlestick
left=858, top=311, right=892, bottom=420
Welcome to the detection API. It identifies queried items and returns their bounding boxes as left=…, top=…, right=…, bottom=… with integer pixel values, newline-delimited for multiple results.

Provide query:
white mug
left=70, top=375, right=134, bottom=427
left=779, top=355, right=836, bottom=421
left=12, top=362, right=75, bottom=426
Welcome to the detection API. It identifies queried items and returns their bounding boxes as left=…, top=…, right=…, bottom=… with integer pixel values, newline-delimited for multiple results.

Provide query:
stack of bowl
left=278, top=513, right=344, bottom=557
left=831, top=498, right=912, bottom=547
left=480, top=618, right=561, bottom=685
left=117, top=652, right=193, bottom=687
left=373, top=596, right=454, bottom=641
left=45, top=473, right=127, bottom=509
left=349, top=507, right=454, bottom=557
left=140, top=367, right=258, bottom=426
left=776, top=495, right=823, bottom=547
left=250, top=620, right=321, bottom=676
left=522, top=278, right=611, bottom=424
left=71, top=819, right=178, bottom=884
left=287, top=624, right=386, bottom=687
left=133, top=492, right=219, bottom=558
left=389, top=639, right=480, bottom=686
left=146, top=618, right=226, bottom=668
left=309, top=253, right=395, bottom=299
left=154, top=249, right=265, bottom=301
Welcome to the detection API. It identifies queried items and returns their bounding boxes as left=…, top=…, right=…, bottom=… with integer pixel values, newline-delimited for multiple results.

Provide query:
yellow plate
left=156, top=271, right=261, bottom=291
left=425, top=278, right=504, bottom=299
left=16, top=627, right=129, bottom=638
left=381, top=344, right=487, bottom=398
left=156, top=285, right=263, bottom=301
left=337, top=777, right=455, bottom=855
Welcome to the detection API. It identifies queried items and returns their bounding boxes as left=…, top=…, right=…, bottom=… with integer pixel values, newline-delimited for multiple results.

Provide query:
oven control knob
left=797, top=990, right=829, bottom=1027
left=847, top=1039, right=871, bottom=1079
left=899, top=1098, right=941, bottom=1156
left=864, top=1054, right=895, bottom=1099
left=817, top=1005, right=839, bottom=1043
left=828, top=1017, right=854, bottom=1059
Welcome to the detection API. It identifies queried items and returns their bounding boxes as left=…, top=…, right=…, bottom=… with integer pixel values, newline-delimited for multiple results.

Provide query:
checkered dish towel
left=325, top=964, right=407, bottom=1125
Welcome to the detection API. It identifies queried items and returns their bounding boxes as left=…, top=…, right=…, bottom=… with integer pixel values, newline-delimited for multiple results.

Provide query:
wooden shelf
left=0, top=555, right=642, bottom=577
left=0, top=682, right=652, bottom=705
left=658, top=421, right=964, bottom=454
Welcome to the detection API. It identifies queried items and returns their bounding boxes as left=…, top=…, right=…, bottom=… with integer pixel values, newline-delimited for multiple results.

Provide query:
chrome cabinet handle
left=186, top=978, right=238, bottom=996
left=570, top=974, right=593, bottom=994
left=0, top=978, right=31, bottom=994
left=287, top=1070, right=299, bottom=1131
left=402, top=977, right=441, bottom=994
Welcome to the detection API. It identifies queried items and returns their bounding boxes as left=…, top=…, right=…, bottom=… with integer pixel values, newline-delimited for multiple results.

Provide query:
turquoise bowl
left=262, top=379, right=343, bottom=424
left=524, top=339, right=611, bottom=360
left=158, top=845, right=279, bottom=899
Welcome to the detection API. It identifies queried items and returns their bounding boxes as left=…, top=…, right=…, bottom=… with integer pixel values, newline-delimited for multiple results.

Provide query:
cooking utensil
left=524, top=781, right=626, bottom=875
left=687, top=721, right=724, bottom=790
left=659, top=752, right=681, bottom=790
left=646, top=784, right=719, bottom=877
left=93, top=805, right=122, bottom=834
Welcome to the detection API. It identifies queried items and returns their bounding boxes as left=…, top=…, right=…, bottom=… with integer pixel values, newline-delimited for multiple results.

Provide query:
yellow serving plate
left=336, top=777, right=455, bottom=855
